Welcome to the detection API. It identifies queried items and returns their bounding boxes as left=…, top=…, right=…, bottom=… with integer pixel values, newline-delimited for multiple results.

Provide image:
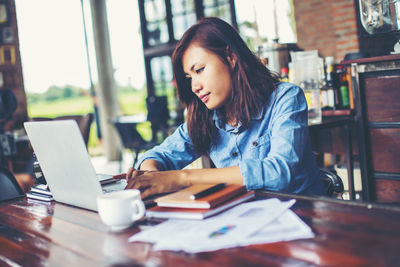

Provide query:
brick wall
left=293, top=0, right=359, bottom=63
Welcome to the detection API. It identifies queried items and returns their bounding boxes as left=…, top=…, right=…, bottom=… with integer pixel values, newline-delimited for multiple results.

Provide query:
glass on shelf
left=301, top=80, right=322, bottom=125
left=358, top=0, right=399, bottom=35
left=290, top=50, right=324, bottom=124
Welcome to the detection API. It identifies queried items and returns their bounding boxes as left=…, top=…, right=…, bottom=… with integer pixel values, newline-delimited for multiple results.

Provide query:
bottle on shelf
left=321, top=57, right=336, bottom=110
left=320, top=83, right=329, bottom=111
left=346, top=65, right=355, bottom=109
left=280, top=67, right=289, bottom=82
left=339, top=66, right=350, bottom=109
left=334, top=65, right=350, bottom=109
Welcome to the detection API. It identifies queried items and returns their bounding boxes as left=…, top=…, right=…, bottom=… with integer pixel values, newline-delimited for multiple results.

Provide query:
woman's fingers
left=126, top=168, right=135, bottom=181
left=125, top=168, right=140, bottom=189
left=124, top=169, right=179, bottom=198
left=126, top=168, right=144, bottom=186
left=125, top=169, right=153, bottom=190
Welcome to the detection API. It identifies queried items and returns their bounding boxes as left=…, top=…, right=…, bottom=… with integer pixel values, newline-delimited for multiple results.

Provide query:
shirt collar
left=212, top=107, right=264, bottom=133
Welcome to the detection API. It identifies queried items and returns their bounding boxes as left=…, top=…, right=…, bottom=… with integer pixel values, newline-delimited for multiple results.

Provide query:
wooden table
left=1, top=191, right=399, bottom=266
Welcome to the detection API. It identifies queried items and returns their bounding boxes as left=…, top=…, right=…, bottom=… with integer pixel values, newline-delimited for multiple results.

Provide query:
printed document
left=129, top=198, right=314, bottom=253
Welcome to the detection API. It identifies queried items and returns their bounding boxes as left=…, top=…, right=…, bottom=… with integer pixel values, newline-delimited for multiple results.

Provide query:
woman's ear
left=225, top=47, right=237, bottom=69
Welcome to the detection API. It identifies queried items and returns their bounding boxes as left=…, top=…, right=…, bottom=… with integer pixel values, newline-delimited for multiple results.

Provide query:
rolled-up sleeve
left=135, top=123, right=199, bottom=170
left=239, top=86, right=309, bottom=192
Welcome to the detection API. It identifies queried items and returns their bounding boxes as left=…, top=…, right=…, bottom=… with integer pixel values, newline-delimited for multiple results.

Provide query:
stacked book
left=146, top=183, right=255, bottom=220
left=26, top=184, right=54, bottom=201
left=26, top=174, right=115, bottom=202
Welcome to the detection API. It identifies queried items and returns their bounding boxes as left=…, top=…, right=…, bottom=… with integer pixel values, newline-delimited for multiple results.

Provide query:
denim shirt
left=136, top=82, right=325, bottom=196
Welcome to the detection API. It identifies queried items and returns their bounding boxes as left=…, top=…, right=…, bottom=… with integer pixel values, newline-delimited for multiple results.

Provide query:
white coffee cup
left=97, top=189, right=145, bottom=231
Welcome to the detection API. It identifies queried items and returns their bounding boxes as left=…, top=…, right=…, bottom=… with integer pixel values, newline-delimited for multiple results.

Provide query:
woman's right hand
left=124, top=167, right=190, bottom=199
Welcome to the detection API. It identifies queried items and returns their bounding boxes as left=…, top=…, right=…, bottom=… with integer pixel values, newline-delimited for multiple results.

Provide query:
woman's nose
left=191, top=78, right=202, bottom=93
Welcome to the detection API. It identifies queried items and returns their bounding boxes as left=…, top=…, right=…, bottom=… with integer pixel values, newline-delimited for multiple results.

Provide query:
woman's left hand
left=125, top=168, right=190, bottom=199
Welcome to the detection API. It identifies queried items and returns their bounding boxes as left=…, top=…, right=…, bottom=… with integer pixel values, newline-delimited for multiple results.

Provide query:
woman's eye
left=195, top=67, right=204, bottom=74
left=185, top=76, right=192, bottom=81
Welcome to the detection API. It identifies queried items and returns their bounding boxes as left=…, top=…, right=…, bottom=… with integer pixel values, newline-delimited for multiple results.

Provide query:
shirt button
left=252, top=141, right=258, bottom=146
left=232, top=152, right=238, bottom=157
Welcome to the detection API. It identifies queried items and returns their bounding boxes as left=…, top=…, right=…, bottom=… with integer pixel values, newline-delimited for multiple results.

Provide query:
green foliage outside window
left=26, top=85, right=152, bottom=154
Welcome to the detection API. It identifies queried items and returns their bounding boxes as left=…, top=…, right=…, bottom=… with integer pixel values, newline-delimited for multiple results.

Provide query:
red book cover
left=147, top=191, right=255, bottom=220
left=154, top=184, right=247, bottom=209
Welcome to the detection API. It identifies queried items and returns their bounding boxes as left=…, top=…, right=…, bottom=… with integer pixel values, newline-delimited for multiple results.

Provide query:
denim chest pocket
left=249, top=133, right=271, bottom=159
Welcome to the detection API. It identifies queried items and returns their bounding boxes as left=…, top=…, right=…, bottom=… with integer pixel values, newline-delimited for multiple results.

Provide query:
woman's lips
left=200, top=93, right=210, bottom=103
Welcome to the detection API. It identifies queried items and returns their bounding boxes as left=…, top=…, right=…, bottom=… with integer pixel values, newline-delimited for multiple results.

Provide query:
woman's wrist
left=179, top=169, right=192, bottom=187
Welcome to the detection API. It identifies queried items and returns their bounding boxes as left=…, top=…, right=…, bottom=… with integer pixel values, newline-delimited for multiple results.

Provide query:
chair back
left=30, top=113, right=94, bottom=146
left=0, top=89, right=17, bottom=133
left=146, top=95, right=170, bottom=142
left=320, top=169, right=344, bottom=197
left=0, top=167, right=24, bottom=201
left=56, top=114, right=94, bottom=146
left=146, top=96, right=170, bottom=127
left=112, top=121, right=147, bottom=149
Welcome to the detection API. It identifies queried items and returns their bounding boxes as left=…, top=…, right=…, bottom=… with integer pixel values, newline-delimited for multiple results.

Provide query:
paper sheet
left=129, top=198, right=313, bottom=253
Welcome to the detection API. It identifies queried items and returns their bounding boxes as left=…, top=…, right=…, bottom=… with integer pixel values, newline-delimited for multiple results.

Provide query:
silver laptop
left=24, top=120, right=126, bottom=211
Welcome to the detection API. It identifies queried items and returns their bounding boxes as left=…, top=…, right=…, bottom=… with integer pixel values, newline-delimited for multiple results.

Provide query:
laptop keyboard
left=102, top=187, right=119, bottom=193
left=101, top=179, right=127, bottom=194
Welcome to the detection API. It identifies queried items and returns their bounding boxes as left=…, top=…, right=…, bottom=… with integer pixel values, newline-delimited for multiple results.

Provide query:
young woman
left=125, top=17, right=325, bottom=198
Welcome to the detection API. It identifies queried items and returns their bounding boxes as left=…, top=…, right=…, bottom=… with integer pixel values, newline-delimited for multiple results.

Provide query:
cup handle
left=131, top=199, right=146, bottom=221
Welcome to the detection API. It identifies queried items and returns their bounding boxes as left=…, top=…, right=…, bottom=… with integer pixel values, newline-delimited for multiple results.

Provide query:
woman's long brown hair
left=172, top=17, right=278, bottom=155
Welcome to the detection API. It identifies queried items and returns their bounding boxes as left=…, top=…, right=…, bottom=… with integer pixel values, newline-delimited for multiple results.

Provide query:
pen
left=112, top=173, right=126, bottom=180
left=190, top=183, right=226, bottom=200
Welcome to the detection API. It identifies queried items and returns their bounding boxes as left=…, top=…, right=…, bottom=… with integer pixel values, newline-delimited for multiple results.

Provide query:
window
left=171, top=0, right=196, bottom=40
left=204, top=0, right=231, bottom=23
left=145, top=0, right=169, bottom=46
left=150, top=56, right=173, bottom=96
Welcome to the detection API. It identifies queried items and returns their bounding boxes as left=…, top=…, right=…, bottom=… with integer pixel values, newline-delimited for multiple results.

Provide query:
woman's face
left=182, top=44, right=233, bottom=110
